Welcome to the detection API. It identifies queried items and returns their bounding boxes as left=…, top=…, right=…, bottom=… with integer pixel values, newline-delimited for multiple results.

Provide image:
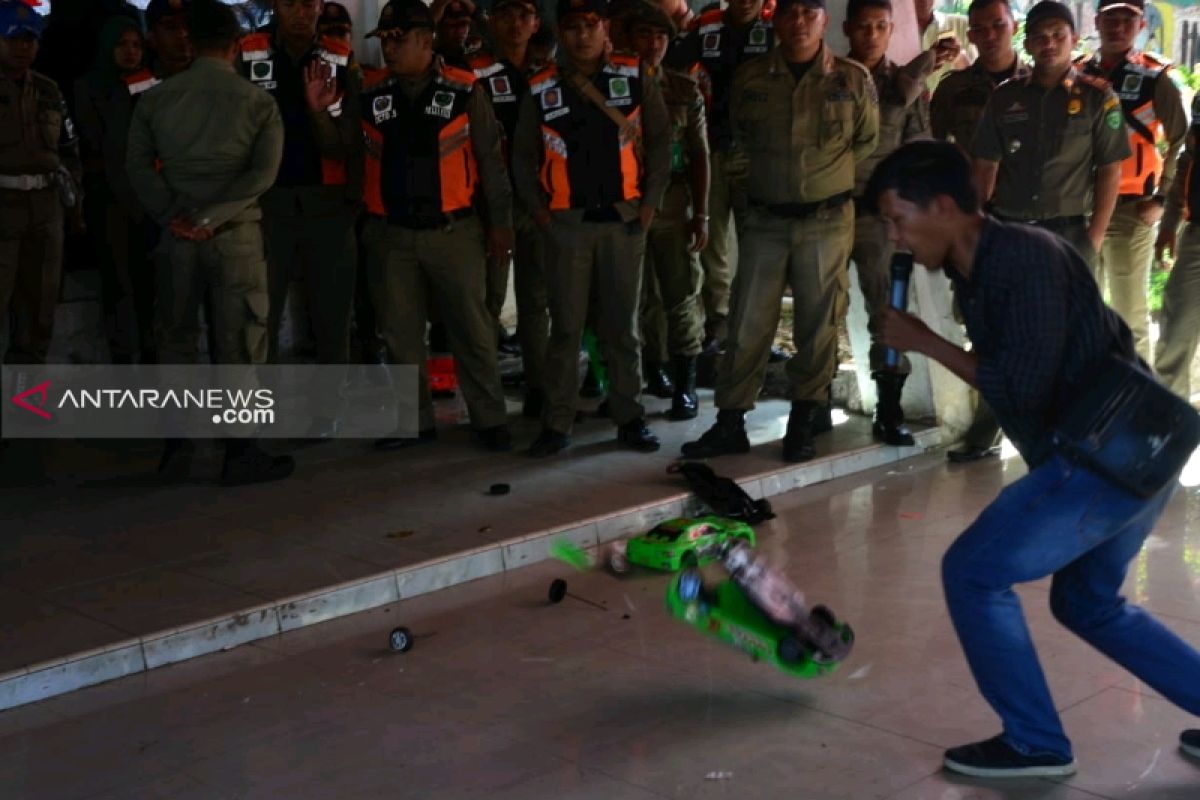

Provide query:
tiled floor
left=2, top=451, right=1197, bottom=799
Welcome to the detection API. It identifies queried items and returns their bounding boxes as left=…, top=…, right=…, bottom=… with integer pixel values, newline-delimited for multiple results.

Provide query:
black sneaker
left=616, top=418, right=660, bottom=452
left=528, top=428, right=570, bottom=457
left=947, top=445, right=1000, bottom=463
left=1181, top=729, right=1200, bottom=759
left=943, top=736, right=1076, bottom=778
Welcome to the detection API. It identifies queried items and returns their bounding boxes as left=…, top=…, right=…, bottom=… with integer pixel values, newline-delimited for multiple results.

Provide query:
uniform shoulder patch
left=239, top=32, right=271, bottom=60
left=529, top=65, right=560, bottom=92
left=697, top=7, right=723, bottom=25
left=610, top=53, right=639, bottom=69
left=441, top=64, right=478, bottom=90
left=1140, top=50, right=1171, bottom=68
left=361, top=67, right=393, bottom=91
left=1076, top=71, right=1111, bottom=92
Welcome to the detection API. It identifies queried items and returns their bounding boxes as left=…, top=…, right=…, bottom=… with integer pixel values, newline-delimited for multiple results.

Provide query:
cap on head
left=442, top=0, right=473, bottom=20
left=556, top=0, right=609, bottom=23
left=146, top=0, right=191, bottom=29
left=1096, top=0, right=1143, bottom=14
left=1024, top=0, right=1075, bottom=33
left=318, top=2, right=354, bottom=30
left=0, top=0, right=45, bottom=40
left=367, top=0, right=435, bottom=38
left=774, top=0, right=826, bottom=13
left=493, top=0, right=540, bottom=15
left=625, top=0, right=675, bottom=37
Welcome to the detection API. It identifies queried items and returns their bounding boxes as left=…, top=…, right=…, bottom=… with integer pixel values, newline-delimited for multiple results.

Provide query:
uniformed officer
left=628, top=1, right=709, bottom=420
left=343, top=0, right=514, bottom=451
left=972, top=1, right=1129, bottom=272
left=844, top=0, right=956, bottom=447
left=126, top=0, right=292, bottom=485
left=930, top=0, right=1027, bottom=464
left=682, top=0, right=879, bottom=463
left=241, top=0, right=363, bottom=439
left=468, top=0, right=552, bottom=418
left=1079, top=0, right=1188, bottom=363
left=145, top=0, right=195, bottom=79
left=666, top=0, right=773, bottom=350
left=512, top=0, right=670, bottom=456
left=0, top=1, right=81, bottom=369
left=1153, top=109, right=1200, bottom=400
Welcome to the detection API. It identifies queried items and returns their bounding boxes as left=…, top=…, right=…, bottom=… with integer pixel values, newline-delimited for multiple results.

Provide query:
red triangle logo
left=12, top=380, right=51, bottom=420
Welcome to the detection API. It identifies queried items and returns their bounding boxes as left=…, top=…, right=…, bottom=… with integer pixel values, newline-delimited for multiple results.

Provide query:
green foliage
left=1150, top=264, right=1170, bottom=315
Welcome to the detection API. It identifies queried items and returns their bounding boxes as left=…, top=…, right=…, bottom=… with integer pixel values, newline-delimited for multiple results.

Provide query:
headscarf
left=87, top=14, right=143, bottom=89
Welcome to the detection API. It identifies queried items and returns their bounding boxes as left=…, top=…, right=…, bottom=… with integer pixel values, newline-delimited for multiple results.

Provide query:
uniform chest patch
left=702, top=33, right=720, bottom=53
left=426, top=90, right=455, bottom=119
left=1121, top=73, right=1143, bottom=94
left=541, top=87, right=563, bottom=110
left=609, top=77, right=630, bottom=99
left=748, top=27, right=767, bottom=46
left=489, top=75, right=514, bottom=101
left=372, top=94, right=397, bottom=123
left=250, top=60, right=273, bottom=82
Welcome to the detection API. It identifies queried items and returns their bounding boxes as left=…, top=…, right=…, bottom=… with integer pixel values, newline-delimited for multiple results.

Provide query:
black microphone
left=884, top=251, right=914, bottom=371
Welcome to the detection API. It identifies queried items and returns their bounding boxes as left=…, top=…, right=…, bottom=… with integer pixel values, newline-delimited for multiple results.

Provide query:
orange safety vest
left=529, top=55, right=643, bottom=211
left=360, top=63, right=478, bottom=220
left=1078, top=51, right=1170, bottom=197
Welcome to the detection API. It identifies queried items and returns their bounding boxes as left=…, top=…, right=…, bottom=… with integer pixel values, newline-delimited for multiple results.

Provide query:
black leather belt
left=996, top=213, right=1086, bottom=232
left=389, top=207, right=474, bottom=230
left=753, top=191, right=852, bottom=219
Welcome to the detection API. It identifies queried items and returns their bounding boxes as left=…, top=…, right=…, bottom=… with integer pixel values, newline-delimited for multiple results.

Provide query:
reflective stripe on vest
left=1081, top=52, right=1169, bottom=196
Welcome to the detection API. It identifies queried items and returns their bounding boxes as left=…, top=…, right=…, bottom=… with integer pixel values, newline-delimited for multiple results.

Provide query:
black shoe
left=667, top=355, right=698, bottom=421
left=872, top=371, right=915, bottom=446
left=681, top=409, right=749, bottom=458
left=767, top=345, right=789, bottom=363
left=782, top=401, right=819, bottom=463
left=475, top=425, right=513, bottom=452
left=811, top=404, right=833, bottom=434
left=943, top=735, right=1076, bottom=778
left=1181, top=729, right=1200, bottom=759
left=158, top=438, right=195, bottom=480
left=305, top=416, right=339, bottom=442
left=947, top=445, right=1000, bottom=463
left=616, top=418, right=660, bottom=452
left=221, top=442, right=294, bottom=487
left=644, top=361, right=674, bottom=399
left=522, top=388, right=545, bottom=419
left=375, top=428, right=437, bottom=450
left=528, top=428, right=570, bottom=457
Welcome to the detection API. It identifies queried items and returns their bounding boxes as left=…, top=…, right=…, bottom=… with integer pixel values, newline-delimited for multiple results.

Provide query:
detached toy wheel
left=777, top=634, right=807, bottom=665
left=389, top=626, right=414, bottom=653
left=608, top=550, right=630, bottom=575
left=677, top=569, right=703, bottom=602
left=810, top=605, right=838, bottom=629
left=548, top=578, right=568, bottom=604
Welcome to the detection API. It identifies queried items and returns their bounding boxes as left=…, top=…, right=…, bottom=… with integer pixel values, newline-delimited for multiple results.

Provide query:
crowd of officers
left=0, top=0, right=1196, bottom=485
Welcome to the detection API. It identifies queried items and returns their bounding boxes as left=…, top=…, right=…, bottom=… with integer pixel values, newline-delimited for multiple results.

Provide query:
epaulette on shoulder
left=240, top=32, right=271, bottom=60
left=467, top=51, right=496, bottom=70
left=318, top=36, right=351, bottom=66
left=610, top=52, right=639, bottom=68
left=529, top=64, right=559, bottom=91
left=1076, top=70, right=1111, bottom=92
left=697, top=7, right=723, bottom=26
left=1141, top=50, right=1171, bottom=68
left=362, top=67, right=393, bottom=90
left=440, top=63, right=478, bottom=90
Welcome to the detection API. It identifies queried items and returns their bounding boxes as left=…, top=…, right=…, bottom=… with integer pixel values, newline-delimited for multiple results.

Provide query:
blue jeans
left=943, top=454, right=1200, bottom=759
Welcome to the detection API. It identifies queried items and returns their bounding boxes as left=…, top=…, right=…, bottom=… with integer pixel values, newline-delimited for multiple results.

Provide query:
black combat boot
left=782, top=401, right=820, bottom=463
left=616, top=417, right=660, bottom=452
left=667, top=355, right=698, bottom=421
left=681, top=409, right=749, bottom=458
left=811, top=384, right=834, bottom=434
left=872, top=371, right=915, bottom=446
left=644, top=360, right=674, bottom=398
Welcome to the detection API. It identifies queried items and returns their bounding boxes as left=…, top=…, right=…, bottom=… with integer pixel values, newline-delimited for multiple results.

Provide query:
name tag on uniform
left=606, top=98, right=632, bottom=107
left=545, top=107, right=570, bottom=121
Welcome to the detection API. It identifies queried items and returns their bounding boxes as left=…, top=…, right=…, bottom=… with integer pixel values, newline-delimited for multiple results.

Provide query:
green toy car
left=608, top=516, right=756, bottom=574
left=665, top=542, right=854, bottom=678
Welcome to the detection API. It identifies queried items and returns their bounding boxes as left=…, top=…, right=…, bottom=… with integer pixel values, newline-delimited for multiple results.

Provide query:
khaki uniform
left=851, top=54, right=931, bottom=374
left=512, top=57, right=671, bottom=433
left=127, top=56, right=283, bottom=365
left=640, top=67, right=708, bottom=362
left=358, top=61, right=512, bottom=432
left=0, top=69, right=80, bottom=365
left=239, top=33, right=363, bottom=369
left=1154, top=147, right=1200, bottom=397
left=716, top=45, right=878, bottom=410
left=1079, top=51, right=1188, bottom=362
left=972, top=66, right=1131, bottom=269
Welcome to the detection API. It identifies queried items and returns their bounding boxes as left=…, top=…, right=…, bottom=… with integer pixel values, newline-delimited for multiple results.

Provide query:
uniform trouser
left=261, top=186, right=357, bottom=365
left=641, top=182, right=704, bottom=361
left=155, top=220, right=270, bottom=365
left=699, top=148, right=748, bottom=330
left=542, top=215, right=647, bottom=432
left=93, top=197, right=154, bottom=362
left=1098, top=202, right=1155, bottom=361
left=353, top=213, right=385, bottom=361
left=486, top=226, right=510, bottom=326
left=715, top=203, right=853, bottom=410
left=943, top=454, right=1200, bottom=758
left=1154, top=223, right=1200, bottom=398
left=363, top=214, right=507, bottom=432
left=850, top=211, right=910, bottom=374
left=0, top=187, right=63, bottom=365
left=513, top=209, right=549, bottom=394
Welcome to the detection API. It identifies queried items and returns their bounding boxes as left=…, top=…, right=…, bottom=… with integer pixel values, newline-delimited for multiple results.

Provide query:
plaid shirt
left=948, top=218, right=1136, bottom=467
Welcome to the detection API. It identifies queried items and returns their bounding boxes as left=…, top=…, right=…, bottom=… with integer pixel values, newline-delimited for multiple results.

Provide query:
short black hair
left=864, top=140, right=979, bottom=215
left=846, top=0, right=892, bottom=22
left=967, top=0, right=1014, bottom=20
left=187, top=0, right=243, bottom=52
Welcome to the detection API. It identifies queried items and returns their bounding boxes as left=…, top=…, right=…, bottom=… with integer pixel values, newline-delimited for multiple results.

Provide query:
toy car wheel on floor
left=389, top=626, right=414, bottom=653
left=777, top=634, right=808, bottom=665
left=810, top=605, right=838, bottom=629
left=677, top=569, right=703, bottom=602
left=608, top=550, right=629, bottom=574
left=548, top=578, right=568, bottom=604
